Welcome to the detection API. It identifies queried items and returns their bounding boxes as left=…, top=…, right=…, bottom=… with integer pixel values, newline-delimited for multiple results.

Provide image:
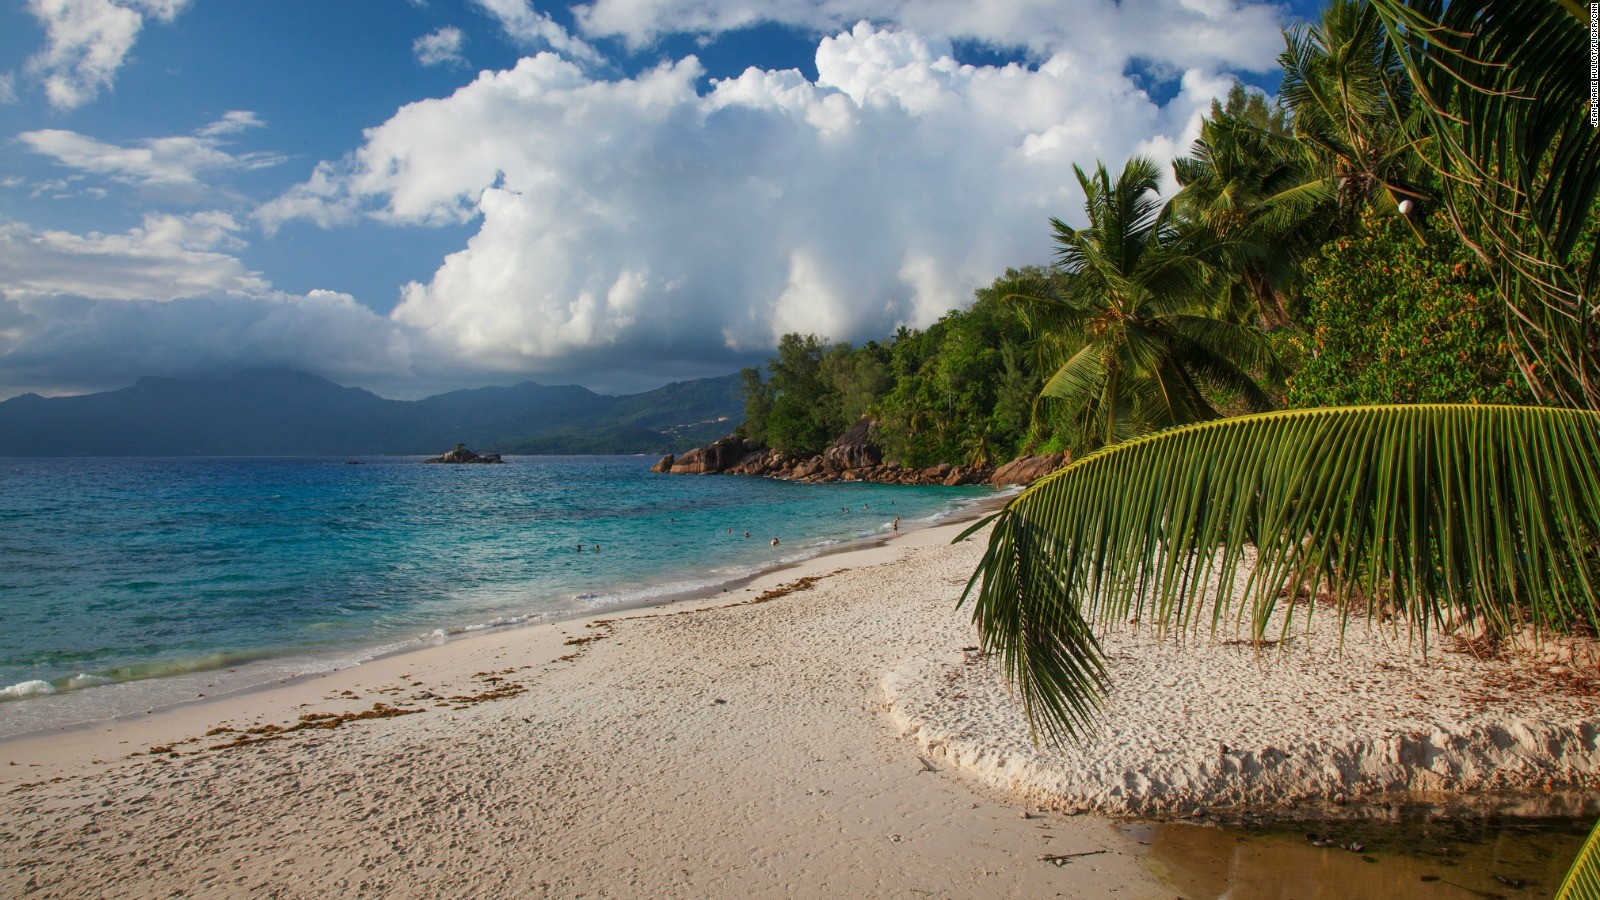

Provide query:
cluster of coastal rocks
left=424, top=443, right=504, bottom=464
left=652, top=418, right=1068, bottom=487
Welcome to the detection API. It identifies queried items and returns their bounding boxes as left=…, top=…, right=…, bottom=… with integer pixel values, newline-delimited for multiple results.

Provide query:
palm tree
left=1279, top=0, right=1428, bottom=218
left=1171, top=92, right=1333, bottom=327
left=1014, top=157, right=1283, bottom=452
left=971, top=0, right=1600, bottom=888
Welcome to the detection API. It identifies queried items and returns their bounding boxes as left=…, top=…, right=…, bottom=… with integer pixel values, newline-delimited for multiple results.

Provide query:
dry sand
left=890, top=576, right=1600, bottom=817
left=0, top=520, right=1165, bottom=899
left=5, top=515, right=1599, bottom=898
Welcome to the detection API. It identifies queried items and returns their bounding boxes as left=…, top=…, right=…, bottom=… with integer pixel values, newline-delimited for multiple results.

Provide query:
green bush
left=1287, top=209, right=1529, bottom=408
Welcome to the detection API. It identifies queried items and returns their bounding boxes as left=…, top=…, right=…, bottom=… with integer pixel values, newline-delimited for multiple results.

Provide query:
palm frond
left=1558, top=816, right=1600, bottom=899
left=961, top=404, right=1600, bottom=743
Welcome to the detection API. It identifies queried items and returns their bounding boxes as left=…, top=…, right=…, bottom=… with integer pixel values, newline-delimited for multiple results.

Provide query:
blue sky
left=0, top=0, right=1322, bottom=399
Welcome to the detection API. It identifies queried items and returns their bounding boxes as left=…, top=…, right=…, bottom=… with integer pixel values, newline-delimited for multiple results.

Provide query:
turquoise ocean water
left=0, top=456, right=995, bottom=736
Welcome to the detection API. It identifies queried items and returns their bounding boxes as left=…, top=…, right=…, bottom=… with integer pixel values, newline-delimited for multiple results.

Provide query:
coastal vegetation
left=738, top=0, right=1590, bottom=462
left=741, top=0, right=1600, bottom=752
left=946, top=0, right=1600, bottom=885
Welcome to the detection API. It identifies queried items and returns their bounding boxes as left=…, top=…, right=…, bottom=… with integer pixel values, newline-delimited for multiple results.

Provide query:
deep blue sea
left=0, top=456, right=994, bottom=735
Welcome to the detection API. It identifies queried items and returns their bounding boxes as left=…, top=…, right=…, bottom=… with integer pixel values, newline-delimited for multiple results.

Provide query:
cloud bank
left=0, top=216, right=414, bottom=396
left=0, top=290, right=415, bottom=398
left=0, top=213, right=267, bottom=300
left=260, top=20, right=1246, bottom=379
left=4, top=4, right=1290, bottom=397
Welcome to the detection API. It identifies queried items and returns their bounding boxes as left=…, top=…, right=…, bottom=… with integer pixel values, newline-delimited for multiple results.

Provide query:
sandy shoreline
left=1, top=512, right=1167, bottom=898
left=4, top=507, right=1599, bottom=897
left=0, top=490, right=1006, bottom=742
left=889, top=608, right=1600, bottom=818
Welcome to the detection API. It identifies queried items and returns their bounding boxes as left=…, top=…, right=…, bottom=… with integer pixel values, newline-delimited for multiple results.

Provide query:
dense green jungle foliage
left=738, top=1, right=1596, bottom=466
left=1286, top=208, right=1532, bottom=407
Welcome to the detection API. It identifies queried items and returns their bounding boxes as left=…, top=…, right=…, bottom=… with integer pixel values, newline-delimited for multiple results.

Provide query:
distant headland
left=0, top=368, right=743, bottom=457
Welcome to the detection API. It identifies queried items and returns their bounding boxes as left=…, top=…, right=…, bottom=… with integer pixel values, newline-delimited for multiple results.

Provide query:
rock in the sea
left=990, top=452, right=1068, bottom=486
left=668, top=435, right=758, bottom=474
left=423, top=443, right=504, bottom=464
left=650, top=454, right=675, bottom=473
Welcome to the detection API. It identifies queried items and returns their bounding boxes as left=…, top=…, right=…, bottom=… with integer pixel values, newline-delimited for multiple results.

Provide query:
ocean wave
left=0, top=679, right=57, bottom=701
left=0, top=650, right=274, bottom=704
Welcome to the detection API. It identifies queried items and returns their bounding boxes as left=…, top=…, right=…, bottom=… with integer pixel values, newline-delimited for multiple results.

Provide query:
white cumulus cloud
left=414, top=26, right=468, bottom=67
left=23, top=0, right=191, bottom=110
left=0, top=215, right=419, bottom=397
left=260, top=22, right=1248, bottom=380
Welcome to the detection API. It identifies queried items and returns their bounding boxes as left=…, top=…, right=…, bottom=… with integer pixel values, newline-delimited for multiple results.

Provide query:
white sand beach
left=3, top=516, right=1598, bottom=897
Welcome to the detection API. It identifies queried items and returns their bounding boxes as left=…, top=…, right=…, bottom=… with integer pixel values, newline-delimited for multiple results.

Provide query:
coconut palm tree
left=974, top=0, right=1600, bottom=888
left=1369, top=2, right=1600, bottom=892
left=1015, top=157, right=1283, bottom=452
left=1171, top=94, right=1333, bottom=327
left=1279, top=0, right=1428, bottom=218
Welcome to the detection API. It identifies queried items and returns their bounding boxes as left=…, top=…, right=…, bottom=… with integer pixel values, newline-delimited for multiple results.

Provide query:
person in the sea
left=576, top=544, right=583, bottom=552
left=593, top=545, right=601, bottom=552
left=770, top=537, right=779, bottom=547
left=892, top=517, right=899, bottom=535
left=743, top=531, right=750, bottom=539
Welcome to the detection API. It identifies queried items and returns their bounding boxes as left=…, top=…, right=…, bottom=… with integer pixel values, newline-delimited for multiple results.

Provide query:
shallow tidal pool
left=1129, top=792, right=1597, bottom=899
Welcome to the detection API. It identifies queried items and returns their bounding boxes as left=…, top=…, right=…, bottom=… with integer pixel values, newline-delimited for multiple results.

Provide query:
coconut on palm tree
left=1279, top=0, right=1427, bottom=219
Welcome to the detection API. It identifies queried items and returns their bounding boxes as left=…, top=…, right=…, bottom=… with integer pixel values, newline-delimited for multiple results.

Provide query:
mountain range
left=0, top=369, right=744, bottom=456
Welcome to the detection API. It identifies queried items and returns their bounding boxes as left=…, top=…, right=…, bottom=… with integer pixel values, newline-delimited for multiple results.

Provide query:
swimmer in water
left=770, top=537, right=780, bottom=547
left=743, top=531, right=750, bottom=538
left=594, top=545, right=601, bottom=552
left=576, top=544, right=583, bottom=552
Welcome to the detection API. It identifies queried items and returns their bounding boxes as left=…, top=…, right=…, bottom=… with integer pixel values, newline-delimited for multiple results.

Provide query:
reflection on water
left=1130, top=792, right=1597, bottom=899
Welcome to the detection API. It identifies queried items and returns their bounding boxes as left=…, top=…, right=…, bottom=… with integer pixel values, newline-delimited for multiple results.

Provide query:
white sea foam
left=0, top=679, right=58, bottom=701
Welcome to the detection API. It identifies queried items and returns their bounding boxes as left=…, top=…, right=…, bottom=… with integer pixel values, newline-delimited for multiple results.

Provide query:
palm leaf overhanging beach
left=1559, top=817, right=1600, bottom=900
left=960, top=405, right=1600, bottom=744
